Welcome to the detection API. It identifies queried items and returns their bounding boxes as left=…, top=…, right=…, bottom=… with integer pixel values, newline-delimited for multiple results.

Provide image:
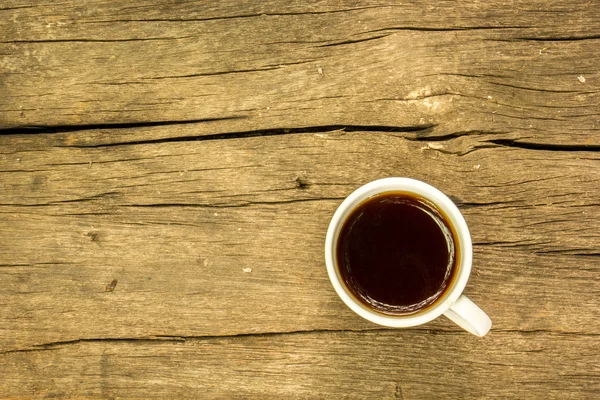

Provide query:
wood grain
left=1, top=1, right=599, bottom=398
left=1, top=129, right=599, bottom=397
left=1, top=0, right=600, bottom=145
left=2, top=331, right=598, bottom=399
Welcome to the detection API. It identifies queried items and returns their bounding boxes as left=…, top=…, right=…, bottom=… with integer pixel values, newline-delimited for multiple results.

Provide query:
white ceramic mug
left=325, top=177, right=492, bottom=336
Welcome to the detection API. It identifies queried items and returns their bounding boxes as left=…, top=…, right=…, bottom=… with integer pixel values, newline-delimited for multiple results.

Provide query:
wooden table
left=1, top=1, right=599, bottom=398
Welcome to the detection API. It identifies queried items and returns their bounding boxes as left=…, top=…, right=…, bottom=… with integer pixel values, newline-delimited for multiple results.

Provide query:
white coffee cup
left=325, top=177, right=491, bottom=336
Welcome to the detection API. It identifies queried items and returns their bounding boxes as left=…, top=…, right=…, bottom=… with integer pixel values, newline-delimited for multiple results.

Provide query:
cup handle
left=443, top=295, right=492, bottom=336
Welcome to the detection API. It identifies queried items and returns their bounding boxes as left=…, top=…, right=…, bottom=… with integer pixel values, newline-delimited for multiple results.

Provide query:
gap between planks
left=1, top=122, right=599, bottom=152
left=2, top=327, right=598, bottom=356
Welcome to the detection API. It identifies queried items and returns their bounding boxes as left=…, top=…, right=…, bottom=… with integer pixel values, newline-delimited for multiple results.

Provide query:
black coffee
left=336, top=192, right=457, bottom=315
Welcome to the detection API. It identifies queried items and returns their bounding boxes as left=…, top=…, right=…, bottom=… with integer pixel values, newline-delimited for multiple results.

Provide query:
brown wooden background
left=1, top=1, right=599, bottom=398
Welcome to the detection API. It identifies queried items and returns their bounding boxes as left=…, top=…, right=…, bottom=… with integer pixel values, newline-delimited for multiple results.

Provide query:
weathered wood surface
left=1, top=0, right=600, bottom=146
left=1, top=1, right=599, bottom=399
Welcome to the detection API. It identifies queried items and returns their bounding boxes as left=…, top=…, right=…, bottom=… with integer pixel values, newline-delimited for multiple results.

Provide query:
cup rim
left=324, top=177, right=472, bottom=327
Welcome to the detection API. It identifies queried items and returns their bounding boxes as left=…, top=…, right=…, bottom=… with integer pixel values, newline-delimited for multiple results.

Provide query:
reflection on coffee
left=336, top=192, right=458, bottom=315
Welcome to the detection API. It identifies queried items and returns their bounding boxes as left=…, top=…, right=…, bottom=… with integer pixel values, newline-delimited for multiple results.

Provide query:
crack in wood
left=2, top=122, right=595, bottom=155
left=0, top=117, right=246, bottom=136
left=0, top=196, right=347, bottom=208
left=0, top=124, right=435, bottom=147
left=366, top=25, right=533, bottom=34
left=317, top=34, right=391, bottom=48
left=450, top=199, right=523, bottom=209
left=0, top=37, right=196, bottom=44
left=403, top=130, right=498, bottom=142
left=121, top=197, right=348, bottom=208
left=129, top=60, right=322, bottom=83
left=490, top=140, right=600, bottom=152
left=513, top=35, right=600, bottom=41
left=533, top=250, right=600, bottom=256
left=137, top=59, right=318, bottom=81
left=486, top=81, right=598, bottom=94
left=0, top=5, right=36, bottom=11
left=3, top=327, right=597, bottom=355
left=73, top=6, right=399, bottom=25
left=0, top=328, right=392, bottom=355
left=143, top=66, right=283, bottom=80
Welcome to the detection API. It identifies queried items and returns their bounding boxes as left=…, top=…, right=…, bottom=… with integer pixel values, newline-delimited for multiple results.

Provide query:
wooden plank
left=1, top=330, right=598, bottom=399
left=1, top=1, right=599, bottom=398
left=1, top=1, right=600, bottom=145
left=1, top=129, right=598, bottom=353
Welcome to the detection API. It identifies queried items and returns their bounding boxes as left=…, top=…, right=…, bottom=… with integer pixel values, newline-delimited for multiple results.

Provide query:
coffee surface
left=336, top=192, right=457, bottom=314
